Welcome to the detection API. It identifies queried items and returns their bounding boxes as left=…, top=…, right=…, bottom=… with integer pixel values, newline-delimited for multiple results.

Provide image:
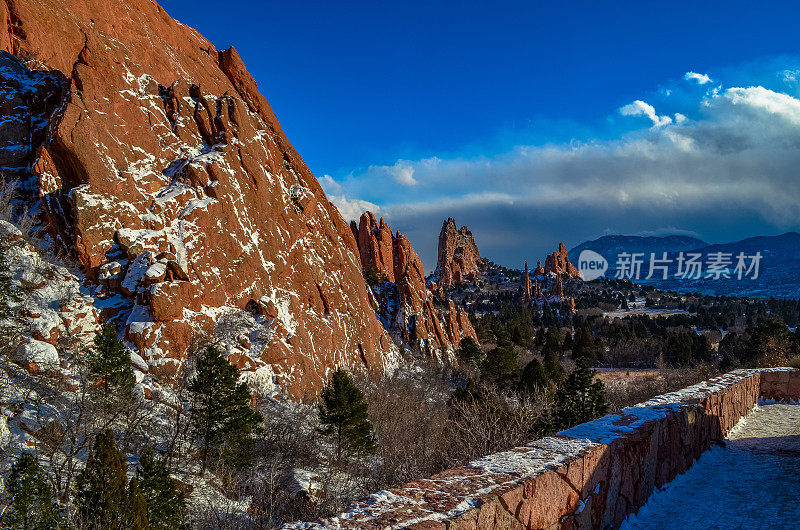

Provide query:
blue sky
left=162, top=0, right=800, bottom=270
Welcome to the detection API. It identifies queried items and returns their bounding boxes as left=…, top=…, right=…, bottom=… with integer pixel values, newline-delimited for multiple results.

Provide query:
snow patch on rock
left=15, top=340, right=59, bottom=369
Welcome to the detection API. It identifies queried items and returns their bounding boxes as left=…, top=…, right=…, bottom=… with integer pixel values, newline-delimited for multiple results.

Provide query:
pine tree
left=480, top=345, right=520, bottom=387
left=562, top=331, right=574, bottom=351
left=572, top=326, right=596, bottom=364
left=1, top=452, right=61, bottom=530
left=457, top=337, right=484, bottom=365
left=533, top=327, right=545, bottom=347
left=318, top=369, right=376, bottom=459
left=87, top=324, right=135, bottom=397
left=125, top=478, right=150, bottom=530
left=76, top=429, right=130, bottom=529
left=543, top=327, right=562, bottom=353
left=744, top=317, right=791, bottom=367
left=553, top=358, right=608, bottom=431
left=364, top=264, right=386, bottom=286
left=543, top=348, right=565, bottom=384
left=519, top=358, right=549, bottom=394
left=188, top=345, right=262, bottom=472
left=451, top=377, right=481, bottom=403
left=136, top=449, right=188, bottom=530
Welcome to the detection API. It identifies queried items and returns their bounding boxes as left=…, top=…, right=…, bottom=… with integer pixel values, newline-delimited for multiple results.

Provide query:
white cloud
left=388, top=191, right=515, bottom=216
left=720, top=85, right=800, bottom=124
left=387, top=161, right=418, bottom=186
left=320, top=174, right=378, bottom=223
left=684, top=71, right=712, bottom=85
left=781, top=69, right=800, bottom=83
left=319, top=174, right=343, bottom=194
left=327, top=194, right=381, bottom=222
left=633, top=227, right=705, bottom=238
left=619, top=100, right=672, bottom=127
left=330, top=72, right=800, bottom=267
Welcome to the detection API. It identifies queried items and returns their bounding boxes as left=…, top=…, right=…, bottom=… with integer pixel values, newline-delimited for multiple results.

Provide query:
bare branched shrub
left=0, top=175, right=17, bottom=221
left=0, top=177, right=46, bottom=252
left=603, top=366, right=715, bottom=412
left=446, top=388, right=549, bottom=464
left=359, top=364, right=452, bottom=490
left=14, top=205, right=38, bottom=243
left=215, top=309, right=255, bottom=343
left=256, top=400, right=321, bottom=474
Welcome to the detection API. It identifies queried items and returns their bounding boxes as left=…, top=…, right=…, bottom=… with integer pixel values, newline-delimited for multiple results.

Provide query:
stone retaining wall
left=287, top=368, right=800, bottom=529
left=760, top=369, right=800, bottom=402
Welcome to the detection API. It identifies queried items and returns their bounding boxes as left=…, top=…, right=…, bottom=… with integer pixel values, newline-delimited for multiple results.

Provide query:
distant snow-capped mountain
left=569, top=233, right=800, bottom=299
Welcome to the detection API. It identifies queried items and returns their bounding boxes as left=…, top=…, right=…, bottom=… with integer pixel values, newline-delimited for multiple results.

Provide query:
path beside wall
left=285, top=368, right=800, bottom=529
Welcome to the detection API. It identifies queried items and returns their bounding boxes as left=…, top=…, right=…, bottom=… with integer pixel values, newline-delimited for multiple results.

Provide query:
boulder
left=149, top=281, right=192, bottom=322
left=0, top=220, right=23, bottom=242
left=145, top=262, right=167, bottom=285
left=16, top=339, right=59, bottom=370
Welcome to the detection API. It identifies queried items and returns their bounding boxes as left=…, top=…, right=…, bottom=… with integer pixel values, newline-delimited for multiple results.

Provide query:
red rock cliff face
left=1, top=0, right=396, bottom=398
left=352, top=212, right=477, bottom=358
left=433, top=218, right=483, bottom=291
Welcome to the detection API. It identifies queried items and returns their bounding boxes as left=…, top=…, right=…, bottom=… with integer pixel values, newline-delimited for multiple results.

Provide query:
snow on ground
left=622, top=402, right=800, bottom=529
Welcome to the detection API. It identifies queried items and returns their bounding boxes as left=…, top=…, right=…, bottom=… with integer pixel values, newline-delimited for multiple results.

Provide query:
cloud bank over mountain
left=324, top=61, right=800, bottom=270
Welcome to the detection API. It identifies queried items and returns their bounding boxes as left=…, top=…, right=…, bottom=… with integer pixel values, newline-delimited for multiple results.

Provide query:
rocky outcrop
left=521, top=261, right=533, bottom=306
left=0, top=0, right=397, bottom=399
left=353, top=212, right=395, bottom=282
left=1, top=220, right=101, bottom=373
left=0, top=52, right=65, bottom=175
left=544, top=242, right=581, bottom=278
left=533, top=277, right=544, bottom=301
left=521, top=260, right=559, bottom=306
left=433, top=218, right=483, bottom=291
left=551, top=271, right=564, bottom=298
left=352, top=212, right=477, bottom=358
left=519, top=244, right=580, bottom=306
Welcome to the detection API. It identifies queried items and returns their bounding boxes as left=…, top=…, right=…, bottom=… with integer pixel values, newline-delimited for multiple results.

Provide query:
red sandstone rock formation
left=521, top=261, right=533, bottom=306
left=523, top=257, right=567, bottom=305
left=533, top=277, right=543, bottom=301
left=354, top=212, right=396, bottom=282
left=433, top=218, right=483, bottom=291
left=550, top=272, right=565, bottom=298
left=544, top=242, right=581, bottom=278
left=521, top=244, right=580, bottom=305
left=1, top=0, right=396, bottom=398
left=352, top=212, right=477, bottom=356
